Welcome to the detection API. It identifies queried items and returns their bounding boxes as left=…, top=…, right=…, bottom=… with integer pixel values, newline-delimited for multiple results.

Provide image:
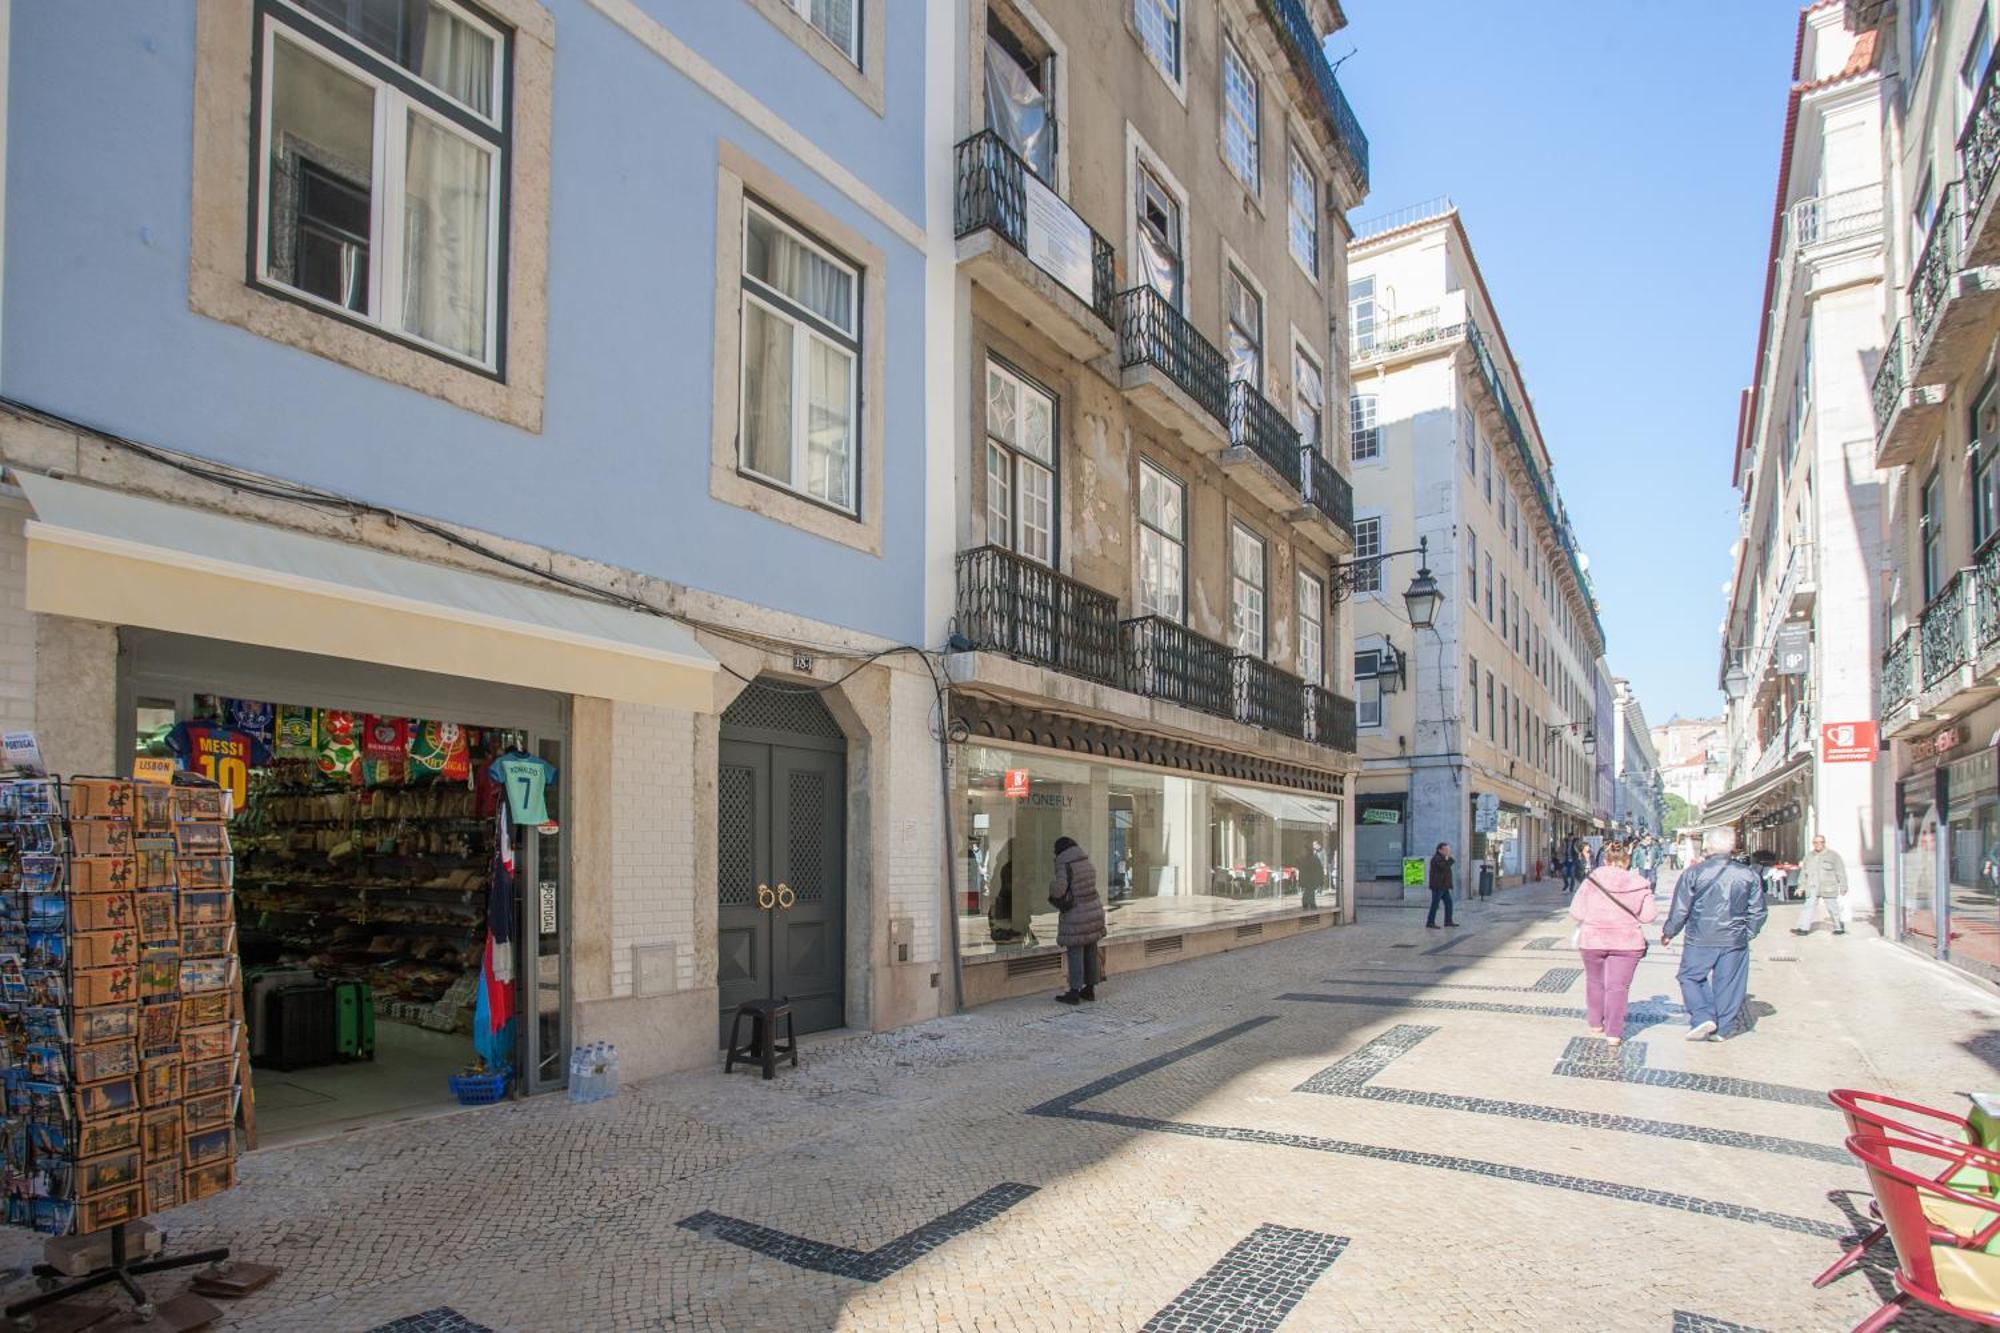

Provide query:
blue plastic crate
left=447, top=1071, right=510, bottom=1106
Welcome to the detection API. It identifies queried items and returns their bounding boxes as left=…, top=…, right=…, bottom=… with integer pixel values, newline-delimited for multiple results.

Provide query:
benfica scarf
left=473, top=804, right=518, bottom=1071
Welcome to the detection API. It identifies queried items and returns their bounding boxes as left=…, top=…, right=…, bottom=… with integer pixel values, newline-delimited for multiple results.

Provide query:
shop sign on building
left=1822, top=721, right=1878, bottom=764
left=1401, top=857, right=1426, bottom=886
left=1003, top=768, right=1030, bottom=799
left=1022, top=173, right=1094, bottom=305
left=1775, top=622, right=1811, bottom=676
left=1360, top=808, right=1401, bottom=824
left=1913, top=726, right=1964, bottom=761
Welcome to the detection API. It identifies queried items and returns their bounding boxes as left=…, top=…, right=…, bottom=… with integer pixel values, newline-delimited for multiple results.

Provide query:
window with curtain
left=1293, top=346, right=1324, bottom=452
left=1485, top=671, right=1496, bottom=742
left=1352, top=517, right=1382, bottom=594
left=1962, top=10, right=1992, bottom=127
left=1482, top=441, right=1494, bottom=502
left=782, top=0, right=860, bottom=65
left=1227, top=268, right=1263, bottom=388
left=1136, top=0, right=1180, bottom=82
left=1138, top=460, right=1186, bottom=621
left=1467, top=530, right=1478, bottom=606
left=1298, top=570, right=1324, bottom=685
left=1349, top=394, right=1379, bottom=462
left=259, top=0, right=506, bottom=369
left=1975, top=381, right=2000, bottom=549
left=984, top=23, right=1052, bottom=181
left=1484, top=553, right=1494, bottom=620
left=986, top=361, right=1056, bottom=563
left=1288, top=145, right=1319, bottom=275
left=1136, top=164, right=1183, bottom=309
left=739, top=202, right=861, bottom=512
left=1462, top=404, right=1477, bottom=474
left=1230, top=524, right=1267, bottom=657
left=1923, top=468, right=1945, bottom=602
left=1222, top=36, right=1260, bottom=191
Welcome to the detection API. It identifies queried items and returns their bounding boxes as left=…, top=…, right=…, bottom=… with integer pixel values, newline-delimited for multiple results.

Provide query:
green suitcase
left=332, top=978, right=375, bottom=1061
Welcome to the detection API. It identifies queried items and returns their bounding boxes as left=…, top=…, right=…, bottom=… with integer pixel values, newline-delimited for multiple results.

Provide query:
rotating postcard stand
left=0, top=768, right=271, bottom=1328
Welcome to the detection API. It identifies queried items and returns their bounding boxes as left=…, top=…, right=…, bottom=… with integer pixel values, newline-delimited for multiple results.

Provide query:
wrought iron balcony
left=1304, top=685, right=1357, bottom=752
left=1921, top=570, right=1971, bottom=690
left=1232, top=655, right=1308, bottom=740
left=955, top=545, right=1121, bottom=687
left=1227, top=382, right=1303, bottom=492
left=1882, top=628, right=1915, bottom=716
left=1979, top=537, right=2000, bottom=656
left=1120, top=616, right=1234, bottom=720
left=1301, top=447, right=1354, bottom=539
left=1116, top=287, right=1230, bottom=427
left=1912, top=181, right=1965, bottom=353
left=1872, top=320, right=1907, bottom=439
left=1254, top=0, right=1368, bottom=194
left=954, top=130, right=1116, bottom=327
left=1965, top=50, right=2000, bottom=236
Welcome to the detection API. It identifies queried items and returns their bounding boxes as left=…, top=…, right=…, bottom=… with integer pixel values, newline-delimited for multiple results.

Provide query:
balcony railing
left=1227, top=382, right=1303, bottom=491
left=954, top=545, right=1121, bottom=686
left=1120, top=616, right=1234, bottom=719
left=1232, top=654, right=1308, bottom=740
left=1351, top=307, right=1466, bottom=363
left=1921, top=570, right=1971, bottom=689
left=1872, top=319, right=1908, bottom=439
left=1301, top=446, right=1354, bottom=538
left=1963, top=48, right=2000, bottom=221
left=1789, top=184, right=1885, bottom=250
left=1979, top=536, right=2000, bottom=654
left=1116, top=287, right=1230, bottom=426
left=1255, top=0, right=1369, bottom=193
left=1304, top=685, right=1357, bottom=752
left=1913, top=181, right=1965, bottom=351
left=1883, top=628, right=1915, bottom=716
left=953, top=130, right=1116, bottom=326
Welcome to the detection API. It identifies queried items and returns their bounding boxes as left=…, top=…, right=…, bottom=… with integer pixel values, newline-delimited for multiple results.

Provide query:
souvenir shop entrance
left=115, top=631, right=570, bottom=1145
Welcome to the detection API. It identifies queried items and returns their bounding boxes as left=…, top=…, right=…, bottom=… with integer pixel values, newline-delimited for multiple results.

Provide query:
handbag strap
left=1586, top=872, right=1645, bottom=922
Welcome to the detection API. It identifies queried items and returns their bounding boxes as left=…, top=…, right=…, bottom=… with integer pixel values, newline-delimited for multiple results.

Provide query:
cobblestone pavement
left=2, top=874, right=1993, bottom=1331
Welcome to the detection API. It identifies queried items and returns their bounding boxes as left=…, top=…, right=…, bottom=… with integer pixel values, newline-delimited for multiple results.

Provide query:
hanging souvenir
left=408, top=720, right=471, bottom=782
left=221, top=699, right=276, bottom=753
left=316, top=710, right=361, bottom=784
left=361, top=716, right=410, bottom=762
left=273, top=705, right=316, bottom=760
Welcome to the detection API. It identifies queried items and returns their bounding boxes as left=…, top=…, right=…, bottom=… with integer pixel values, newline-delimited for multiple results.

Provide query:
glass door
left=518, top=734, right=570, bottom=1093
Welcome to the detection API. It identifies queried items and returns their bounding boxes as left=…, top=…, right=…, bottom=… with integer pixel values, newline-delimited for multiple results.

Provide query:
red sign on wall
left=1003, top=768, right=1030, bottom=798
left=1822, top=721, right=1878, bottom=764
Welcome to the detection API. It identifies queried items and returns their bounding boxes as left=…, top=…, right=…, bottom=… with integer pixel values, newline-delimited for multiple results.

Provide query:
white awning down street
left=1690, top=753, right=1812, bottom=830
left=18, top=473, right=719, bottom=711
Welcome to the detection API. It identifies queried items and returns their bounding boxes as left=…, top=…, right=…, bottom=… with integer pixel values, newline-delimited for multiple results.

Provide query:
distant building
left=1611, top=680, right=1663, bottom=836
left=1653, top=716, right=1728, bottom=814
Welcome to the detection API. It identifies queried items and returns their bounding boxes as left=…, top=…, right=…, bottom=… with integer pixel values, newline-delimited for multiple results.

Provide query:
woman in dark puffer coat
left=1049, top=836, right=1106, bottom=1005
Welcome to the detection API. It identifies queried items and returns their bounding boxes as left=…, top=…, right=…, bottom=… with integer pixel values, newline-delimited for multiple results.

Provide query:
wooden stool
left=725, top=998, right=798, bottom=1080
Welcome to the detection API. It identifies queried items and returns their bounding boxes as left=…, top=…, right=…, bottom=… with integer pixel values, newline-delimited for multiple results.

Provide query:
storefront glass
left=958, top=745, right=1339, bottom=956
left=1900, top=787, right=1942, bottom=951
left=1945, top=748, right=2000, bottom=981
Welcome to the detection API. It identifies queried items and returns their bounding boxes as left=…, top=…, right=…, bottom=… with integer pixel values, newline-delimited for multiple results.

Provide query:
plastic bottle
left=603, top=1042, right=619, bottom=1100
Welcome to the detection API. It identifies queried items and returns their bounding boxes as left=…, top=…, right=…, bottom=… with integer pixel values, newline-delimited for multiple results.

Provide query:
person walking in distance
left=1561, top=837, right=1580, bottom=894
left=1426, top=842, right=1458, bottom=928
left=1791, top=834, right=1850, bottom=936
left=1048, top=837, right=1106, bottom=1005
left=1569, top=840, right=1658, bottom=1047
left=1661, top=827, right=1768, bottom=1041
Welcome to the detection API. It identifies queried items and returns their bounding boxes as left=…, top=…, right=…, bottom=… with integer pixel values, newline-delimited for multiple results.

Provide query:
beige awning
left=19, top=474, right=719, bottom=711
left=1693, top=753, right=1812, bottom=829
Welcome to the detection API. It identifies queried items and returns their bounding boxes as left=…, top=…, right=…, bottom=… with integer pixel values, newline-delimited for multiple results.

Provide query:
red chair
left=1845, top=1134, right=2000, bottom=1331
left=1817, top=1090, right=2000, bottom=1287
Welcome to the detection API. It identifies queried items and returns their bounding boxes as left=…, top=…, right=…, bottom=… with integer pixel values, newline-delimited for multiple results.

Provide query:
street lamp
left=1402, top=539, right=1442, bottom=630
left=1582, top=728, right=1597, bottom=759
left=1722, top=650, right=1749, bottom=703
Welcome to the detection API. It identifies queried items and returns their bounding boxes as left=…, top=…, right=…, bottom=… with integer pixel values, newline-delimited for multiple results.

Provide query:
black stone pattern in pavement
left=1296, top=1025, right=1848, bottom=1165
left=1526, top=936, right=1561, bottom=950
left=1672, top=1312, right=1769, bottom=1332
left=1327, top=966, right=1581, bottom=994
left=1138, top=1223, right=1349, bottom=1333
left=675, top=1183, right=1037, bottom=1281
left=1552, top=1037, right=1833, bottom=1108
left=1280, top=991, right=1687, bottom=1033
left=1028, top=1018, right=1848, bottom=1241
left=367, top=1311, right=495, bottom=1333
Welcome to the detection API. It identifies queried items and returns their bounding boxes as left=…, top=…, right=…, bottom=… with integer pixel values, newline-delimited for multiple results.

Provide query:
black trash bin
left=1478, top=864, right=1495, bottom=898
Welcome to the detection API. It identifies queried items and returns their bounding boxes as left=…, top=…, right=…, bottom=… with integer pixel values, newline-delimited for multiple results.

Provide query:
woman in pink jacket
left=1568, top=840, right=1659, bottom=1045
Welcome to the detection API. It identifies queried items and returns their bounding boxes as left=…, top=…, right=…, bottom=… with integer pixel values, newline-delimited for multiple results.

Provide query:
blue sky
left=1335, top=1, right=1805, bottom=725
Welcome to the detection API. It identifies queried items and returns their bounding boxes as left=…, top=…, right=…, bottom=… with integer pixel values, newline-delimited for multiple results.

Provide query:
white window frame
left=782, top=0, right=862, bottom=67
left=1134, top=0, right=1184, bottom=94
left=253, top=7, right=508, bottom=372
left=1963, top=9, right=1993, bottom=129
left=737, top=200, right=863, bottom=513
left=1349, top=276, right=1377, bottom=354
left=1287, top=142, right=1319, bottom=280
left=1230, top=523, right=1268, bottom=657
left=1138, top=458, right=1188, bottom=622
left=1127, top=126, right=1191, bottom=312
left=1298, top=569, right=1325, bottom=686
left=1221, top=33, right=1261, bottom=193
left=1349, top=393, right=1380, bottom=462
left=1351, top=516, right=1383, bottom=596
left=1356, top=647, right=1384, bottom=728
left=1292, top=337, right=1325, bottom=454
left=984, top=359, right=1057, bottom=564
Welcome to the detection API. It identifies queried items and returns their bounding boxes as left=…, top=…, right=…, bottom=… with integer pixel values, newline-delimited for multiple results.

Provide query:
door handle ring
left=757, top=883, right=776, bottom=910
left=777, top=882, right=796, bottom=910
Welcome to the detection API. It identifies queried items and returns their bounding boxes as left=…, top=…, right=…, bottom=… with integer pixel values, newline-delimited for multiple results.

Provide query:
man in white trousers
left=1791, top=834, right=1849, bottom=936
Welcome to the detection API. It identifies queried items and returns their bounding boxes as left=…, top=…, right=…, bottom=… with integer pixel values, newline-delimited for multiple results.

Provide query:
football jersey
left=487, top=752, right=558, bottom=826
left=165, top=723, right=270, bottom=809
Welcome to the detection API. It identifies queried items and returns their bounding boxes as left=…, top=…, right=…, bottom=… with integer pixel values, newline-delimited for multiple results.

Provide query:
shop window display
left=958, top=746, right=1338, bottom=955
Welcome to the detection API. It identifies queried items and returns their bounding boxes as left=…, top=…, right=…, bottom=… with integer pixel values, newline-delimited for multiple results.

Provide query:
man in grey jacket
left=1791, top=834, right=1849, bottom=937
left=1662, top=826, right=1768, bottom=1041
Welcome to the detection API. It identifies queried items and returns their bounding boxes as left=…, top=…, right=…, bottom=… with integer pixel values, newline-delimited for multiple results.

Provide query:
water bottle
left=568, top=1043, right=596, bottom=1103
left=602, top=1042, right=619, bottom=1100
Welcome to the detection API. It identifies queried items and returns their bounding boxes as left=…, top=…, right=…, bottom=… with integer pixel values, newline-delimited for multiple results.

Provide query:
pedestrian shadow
left=1961, top=1031, right=2000, bottom=1076
left=1734, top=999, right=1778, bottom=1034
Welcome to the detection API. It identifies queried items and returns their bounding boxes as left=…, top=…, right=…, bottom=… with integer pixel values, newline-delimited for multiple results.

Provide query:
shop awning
left=18, top=475, right=720, bottom=711
left=1692, top=753, right=1812, bottom=830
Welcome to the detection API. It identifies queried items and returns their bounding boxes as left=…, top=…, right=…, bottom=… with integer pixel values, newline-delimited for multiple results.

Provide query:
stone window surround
left=1128, top=0, right=1190, bottom=107
left=189, top=0, right=553, bottom=433
left=966, top=320, right=1078, bottom=568
left=1215, top=22, right=1266, bottom=216
left=709, top=141, right=887, bottom=556
left=740, top=0, right=886, bottom=117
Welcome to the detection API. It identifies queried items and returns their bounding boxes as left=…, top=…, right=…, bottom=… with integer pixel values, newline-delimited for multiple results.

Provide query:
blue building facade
left=0, top=0, right=949, bottom=1113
